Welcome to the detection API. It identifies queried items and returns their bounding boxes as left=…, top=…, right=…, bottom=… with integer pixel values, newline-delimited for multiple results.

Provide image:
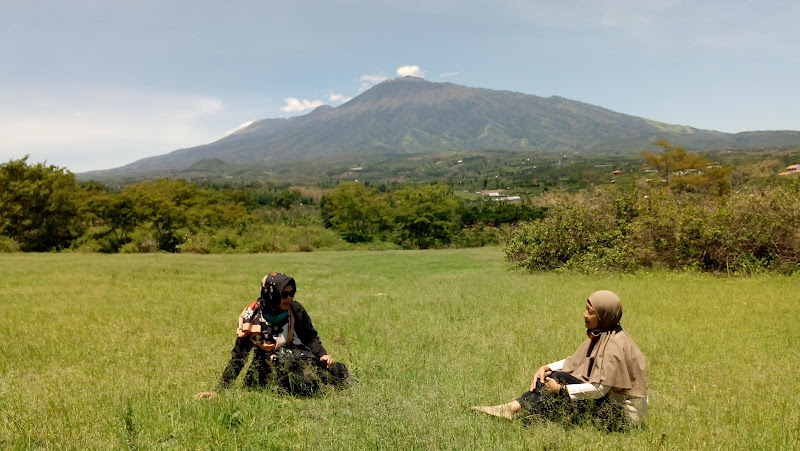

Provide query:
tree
left=122, top=180, right=198, bottom=251
left=100, top=192, right=141, bottom=247
left=641, top=139, right=732, bottom=195
left=0, top=156, right=80, bottom=251
left=321, top=182, right=390, bottom=243
left=391, top=183, right=460, bottom=249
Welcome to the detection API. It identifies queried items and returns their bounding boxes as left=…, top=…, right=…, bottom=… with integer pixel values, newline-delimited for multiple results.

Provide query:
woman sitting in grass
left=197, top=273, right=351, bottom=398
left=473, top=290, right=647, bottom=429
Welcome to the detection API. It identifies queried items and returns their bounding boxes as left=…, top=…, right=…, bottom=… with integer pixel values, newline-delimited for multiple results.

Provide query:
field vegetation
left=2, top=141, right=800, bottom=275
left=1, top=249, right=799, bottom=449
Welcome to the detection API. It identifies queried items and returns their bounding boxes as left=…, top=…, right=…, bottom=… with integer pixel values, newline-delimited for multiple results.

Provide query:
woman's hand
left=530, top=365, right=551, bottom=391
left=195, top=391, right=218, bottom=400
left=320, top=355, right=333, bottom=368
left=544, top=377, right=561, bottom=395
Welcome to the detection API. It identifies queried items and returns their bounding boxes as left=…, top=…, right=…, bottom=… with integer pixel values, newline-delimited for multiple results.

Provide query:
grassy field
left=1, top=248, right=799, bottom=450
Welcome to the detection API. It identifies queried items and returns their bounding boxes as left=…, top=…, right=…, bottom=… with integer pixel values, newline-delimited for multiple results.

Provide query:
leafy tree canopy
left=641, top=139, right=732, bottom=196
left=0, top=156, right=79, bottom=251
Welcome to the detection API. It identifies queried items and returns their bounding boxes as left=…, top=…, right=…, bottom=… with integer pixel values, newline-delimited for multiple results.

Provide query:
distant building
left=779, top=164, right=800, bottom=176
left=477, top=189, right=521, bottom=202
left=674, top=168, right=700, bottom=176
left=479, top=189, right=504, bottom=196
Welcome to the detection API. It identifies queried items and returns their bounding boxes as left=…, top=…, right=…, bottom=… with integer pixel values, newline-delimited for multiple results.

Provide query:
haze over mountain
left=83, top=77, right=800, bottom=179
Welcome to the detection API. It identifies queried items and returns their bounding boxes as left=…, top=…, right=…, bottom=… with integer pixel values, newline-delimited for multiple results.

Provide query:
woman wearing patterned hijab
left=197, top=273, right=351, bottom=398
left=473, top=290, right=648, bottom=428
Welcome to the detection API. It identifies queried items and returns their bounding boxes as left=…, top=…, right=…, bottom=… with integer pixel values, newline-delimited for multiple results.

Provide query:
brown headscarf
left=560, top=290, right=647, bottom=398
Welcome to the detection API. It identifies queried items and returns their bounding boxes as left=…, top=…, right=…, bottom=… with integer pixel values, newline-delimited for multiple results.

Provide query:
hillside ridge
left=81, top=77, right=800, bottom=179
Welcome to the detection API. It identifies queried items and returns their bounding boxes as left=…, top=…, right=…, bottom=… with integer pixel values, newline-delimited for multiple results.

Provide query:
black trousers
left=244, top=347, right=350, bottom=395
left=517, top=371, right=583, bottom=410
left=517, top=371, right=628, bottom=431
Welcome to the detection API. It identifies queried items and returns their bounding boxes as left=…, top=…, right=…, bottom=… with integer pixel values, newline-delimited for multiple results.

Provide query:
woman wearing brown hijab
left=473, top=290, right=648, bottom=427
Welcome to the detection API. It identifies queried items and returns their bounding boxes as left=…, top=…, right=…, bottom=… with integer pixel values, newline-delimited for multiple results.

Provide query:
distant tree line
left=320, top=181, right=543, bottom=249
left=0, top=156, right=542, bottom=253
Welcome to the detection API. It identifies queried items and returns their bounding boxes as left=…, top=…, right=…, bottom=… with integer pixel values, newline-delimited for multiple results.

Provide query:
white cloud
left=361, top=74, right=388, bottom=84
left=223, top=120, right=256, bottom=137
left=397, top=65, right=424, bottom=78
left=281, top=97, right=325, bottom=113
left=359, top=73, right=388, bottom=92
left=440, top=71, right=460, bottom=79
left=0, top=85, right=229, bottom=172
left=329, top=93, right=352, bottom=103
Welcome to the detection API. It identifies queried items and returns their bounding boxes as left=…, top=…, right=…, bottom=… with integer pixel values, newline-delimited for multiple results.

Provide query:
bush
left=0, top=236, right=20, bottom=253
left=502, top=182, right=800, bottom=274
left=450, top=226, right=500, bottom=248
left=120, top=228, right=160, bottom=253
left=502, top=190, right=637, bottom=271
left=69, top=226, right=122, bottom=253
left=177, top=224, right=352, bottom=254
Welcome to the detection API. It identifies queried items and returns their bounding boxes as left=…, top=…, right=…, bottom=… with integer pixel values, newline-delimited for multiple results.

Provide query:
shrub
left=178, top=224, right=352, bottom=254
left=450, top=226, right=500, bottom=248
left=69, top=226, right=122, bottom=253
left=502, top=190, right=636, bottom=271
left=120, top=227, right=160, bottom=253
left=502, top=183, right=800, bottom=274
left=0, top=236, right=20, bottom=253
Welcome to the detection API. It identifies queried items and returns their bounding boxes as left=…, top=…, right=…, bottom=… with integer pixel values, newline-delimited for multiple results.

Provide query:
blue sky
left=1, top=0, right=798, bottom=172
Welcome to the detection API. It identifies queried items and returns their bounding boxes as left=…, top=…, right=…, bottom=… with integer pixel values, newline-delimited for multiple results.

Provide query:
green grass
left=1, top=248, right=799, bottom=449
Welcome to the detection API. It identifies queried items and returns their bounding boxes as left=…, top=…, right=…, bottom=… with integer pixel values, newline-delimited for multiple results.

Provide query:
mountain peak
left=309, top=104, right=334, bottom=115
left=81, top=79, right=800, bottom=178
left=392, top=76, right=428, bottom=83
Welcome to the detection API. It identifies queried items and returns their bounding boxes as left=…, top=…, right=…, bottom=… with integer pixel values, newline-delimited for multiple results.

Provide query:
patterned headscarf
left=259, top=273, right=296, bottom=314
